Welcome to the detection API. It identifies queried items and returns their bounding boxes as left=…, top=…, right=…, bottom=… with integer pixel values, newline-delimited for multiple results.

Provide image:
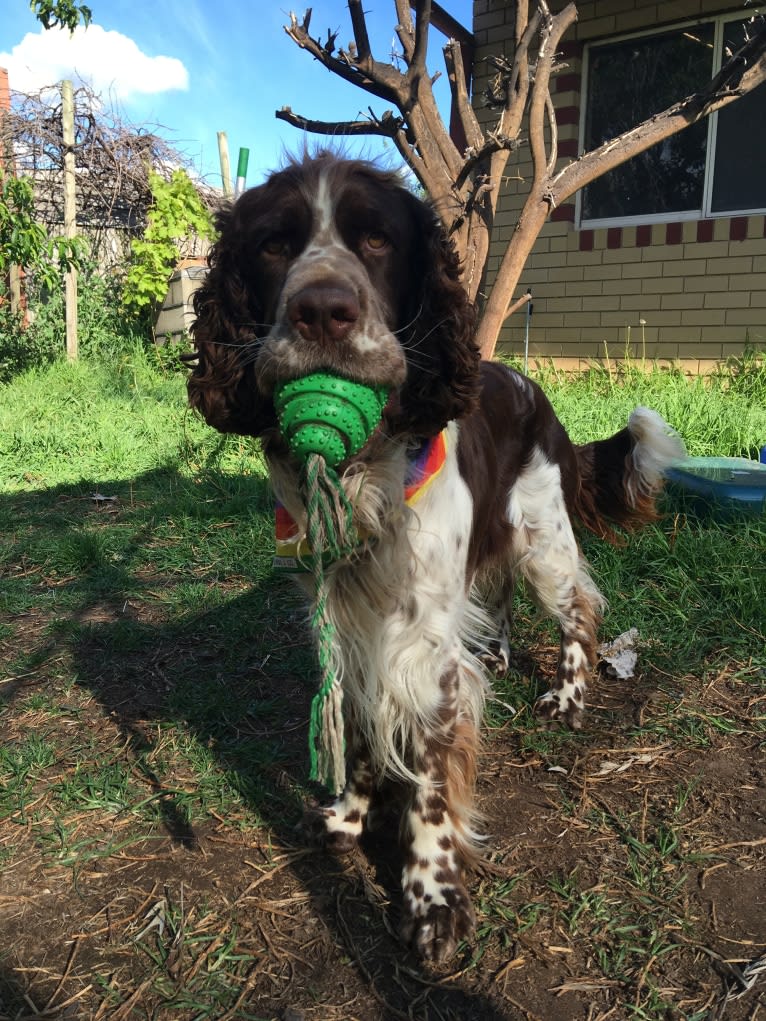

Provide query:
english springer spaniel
left=187, top=153, right=683, bottom=963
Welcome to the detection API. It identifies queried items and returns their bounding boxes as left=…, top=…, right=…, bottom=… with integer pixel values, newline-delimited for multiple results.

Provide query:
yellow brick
left=549, top=236, right=570, bottom=253
left=474, top=9, right=508, bottom=31
left=641, top=244, right=691, bottom=262
left=663, top=325, right=704, bottom=344
left=545, top=296, right=582, bottom=312
left=620, top=294, right=662, bottom=311
left=567, top=279, right=603, bottom=296
left=700, top=326, right=752, bottom=344
left=646, top=311, right=683, bottom=327
left=729, top=239, right=766, bottom=257
left=623, top=261, right=667, bottom=279
left=679, top=259, right=708, bottom=275
left=553, top=265, right=586, bottom=282
left=705, top=256, right=753, bottom=276
left=575, top=14, right=618, bottom=39
left=727, top=308, right=766, bottom=328
left=703, top=292, right=750, bottom=309
left=530, top=251, right=577, bottom=269
left=684, top=241, right=729, bottom=259
left=560, top=312, right=602, bottom=328
left=728, top=275, right=765, bottom=292
left=600, top=311, right=637, bottom=327
left=643, top=277, right=683, bottom=294
left=596, top=263, right=623, bottom=280
left=661, top=293, right=705, bottom=310
left=682, top=222, right=698, bottom=244
left=684, top=341, right=726, bottom=358
left=616, top=8, right=658, bottom=32
left=602, top=277, right=641, bottom=295
left=683, top=309, right=727, bottom=326
left=684, top=275, right=729, bottom=292
left=518, top=267, right=555, bottom=285
left=600, top=247, right=639, bottom=264
left=525, top=312, right=566, bottom=329
left=582, top=295, right=621, bottom=312
left=660, top=1, right=703, bottom=23
left=604, top=0, right=642, bottom=15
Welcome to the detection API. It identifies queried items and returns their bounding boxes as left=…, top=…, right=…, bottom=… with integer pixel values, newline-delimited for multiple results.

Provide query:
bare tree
left=278, top=1, right=766, bottom=359
left=2, top=83, right=216, bottom=270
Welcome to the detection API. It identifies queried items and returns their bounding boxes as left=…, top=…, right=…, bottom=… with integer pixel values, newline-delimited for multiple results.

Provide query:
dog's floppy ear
left=186, top=204, right=273, bottom=437
left=393, top=195, right=480, bottom=437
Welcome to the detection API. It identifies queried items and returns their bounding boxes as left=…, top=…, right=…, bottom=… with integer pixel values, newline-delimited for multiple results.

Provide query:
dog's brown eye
left=365, top=232, right=389, bottom=251
left=262, top=237, right=288, bottom=256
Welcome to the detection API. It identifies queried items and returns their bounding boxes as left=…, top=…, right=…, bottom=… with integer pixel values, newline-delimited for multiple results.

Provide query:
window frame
left=577, top=13, right=766, bottom=229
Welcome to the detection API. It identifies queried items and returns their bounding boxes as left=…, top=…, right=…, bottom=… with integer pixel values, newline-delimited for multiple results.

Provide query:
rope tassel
left=301, top=453, right=359, bottom=795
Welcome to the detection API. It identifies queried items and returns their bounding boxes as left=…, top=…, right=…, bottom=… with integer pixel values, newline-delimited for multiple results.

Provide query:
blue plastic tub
left=666, top=456, right=766, bottom=515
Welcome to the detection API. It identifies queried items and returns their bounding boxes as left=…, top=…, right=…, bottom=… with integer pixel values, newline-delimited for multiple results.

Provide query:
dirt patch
left=1, top=598, right=765, bottom=1020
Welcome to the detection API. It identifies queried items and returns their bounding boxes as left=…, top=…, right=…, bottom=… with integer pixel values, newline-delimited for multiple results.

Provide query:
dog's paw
left=296, top=805, right=361, bottom=854
left=534, top=690, right=583, bottom=729
left=477, top=642, right=510, bottom=678
left=400, top=883, right=475, bottom=963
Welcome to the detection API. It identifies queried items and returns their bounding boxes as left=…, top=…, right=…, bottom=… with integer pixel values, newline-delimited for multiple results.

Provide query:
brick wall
left=472, top=0, right=766, bottom=369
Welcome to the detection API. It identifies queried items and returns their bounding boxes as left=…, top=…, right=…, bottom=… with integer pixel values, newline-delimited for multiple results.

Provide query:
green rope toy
left=273, top=372, right=389, bottom=794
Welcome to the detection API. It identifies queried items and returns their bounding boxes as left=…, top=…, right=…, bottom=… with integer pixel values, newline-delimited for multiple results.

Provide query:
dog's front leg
left=399, top=659, right=479, bottom=963
left=299, top=741, right=374, bottom=853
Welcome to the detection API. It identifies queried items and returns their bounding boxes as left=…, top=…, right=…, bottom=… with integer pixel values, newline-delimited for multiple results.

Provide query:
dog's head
left=188, top=152, right=480, bottom=442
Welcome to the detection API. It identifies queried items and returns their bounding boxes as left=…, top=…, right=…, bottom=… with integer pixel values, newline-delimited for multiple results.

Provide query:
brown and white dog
left=187, top=153, right=683, bottom=963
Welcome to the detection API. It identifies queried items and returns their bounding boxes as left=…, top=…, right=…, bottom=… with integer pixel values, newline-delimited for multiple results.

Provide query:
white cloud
left=0, top=24, right=188, bottom=99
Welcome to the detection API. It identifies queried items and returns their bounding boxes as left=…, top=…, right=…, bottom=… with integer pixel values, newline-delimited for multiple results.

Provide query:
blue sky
left=1, top=1, right=473, bottom=189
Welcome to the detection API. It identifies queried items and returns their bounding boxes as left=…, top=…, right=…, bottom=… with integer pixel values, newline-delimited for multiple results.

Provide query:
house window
left=580, top=16, right=766, bottom=226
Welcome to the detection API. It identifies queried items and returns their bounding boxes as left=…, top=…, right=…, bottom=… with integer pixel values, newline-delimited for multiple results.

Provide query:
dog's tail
left=574, top=408, right=685, bottom=541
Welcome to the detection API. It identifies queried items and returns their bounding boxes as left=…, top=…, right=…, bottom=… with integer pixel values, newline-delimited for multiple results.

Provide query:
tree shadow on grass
left=0, top=469, right=513, bottom=1020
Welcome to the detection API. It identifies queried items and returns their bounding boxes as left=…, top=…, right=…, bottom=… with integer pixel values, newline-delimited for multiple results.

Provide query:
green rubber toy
left=273, top=373, right=389, bottom=468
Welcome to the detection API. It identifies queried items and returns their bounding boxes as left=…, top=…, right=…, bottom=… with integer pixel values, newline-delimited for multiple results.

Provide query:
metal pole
left=523, top=288, right=532, bottom=375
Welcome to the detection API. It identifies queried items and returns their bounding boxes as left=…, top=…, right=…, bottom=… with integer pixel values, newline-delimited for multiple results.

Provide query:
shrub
left=0, top=267, right=146, bottom=382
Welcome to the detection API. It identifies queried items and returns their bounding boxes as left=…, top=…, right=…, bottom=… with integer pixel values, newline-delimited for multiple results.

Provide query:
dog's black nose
left=287, top=284, right=360, bottom=346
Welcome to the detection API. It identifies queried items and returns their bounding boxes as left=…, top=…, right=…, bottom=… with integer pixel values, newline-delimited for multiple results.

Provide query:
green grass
left=0, top=344, right=764, bottom=1019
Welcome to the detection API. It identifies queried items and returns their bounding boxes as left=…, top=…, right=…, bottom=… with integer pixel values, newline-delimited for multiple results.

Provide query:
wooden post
left=1, top=66, right=23, bottom=317
left=62, top=79, right=77, bottom=360
left=217, top=131, right=233, bottom=198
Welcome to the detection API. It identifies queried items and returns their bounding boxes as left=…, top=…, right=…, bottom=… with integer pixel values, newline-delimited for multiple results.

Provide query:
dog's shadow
left=1, top=472, right=511, bottom=1019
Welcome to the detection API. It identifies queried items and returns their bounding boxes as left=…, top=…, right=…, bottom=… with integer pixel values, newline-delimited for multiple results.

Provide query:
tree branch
left=276, top=106, right=407, bottom=140
left=455, top=131, right=523, bottom=190
left=411, top=0, right=432, bottom=77
left=284, top=10, right=403, bottom=106
left=348, top=0, right=372, bottom=64
left=393, top=0, right=415, bottom=61
left=527, top=3, right=576, bottom=192
left=503, top=290, right=532, bottom=322
left=443, top=38, right=483, bottom=151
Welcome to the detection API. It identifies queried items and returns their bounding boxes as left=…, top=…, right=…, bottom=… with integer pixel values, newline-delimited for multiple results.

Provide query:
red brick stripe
left=729, top=217, right=748, bottom=241
left=697, top=220, right=714, bottom=243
